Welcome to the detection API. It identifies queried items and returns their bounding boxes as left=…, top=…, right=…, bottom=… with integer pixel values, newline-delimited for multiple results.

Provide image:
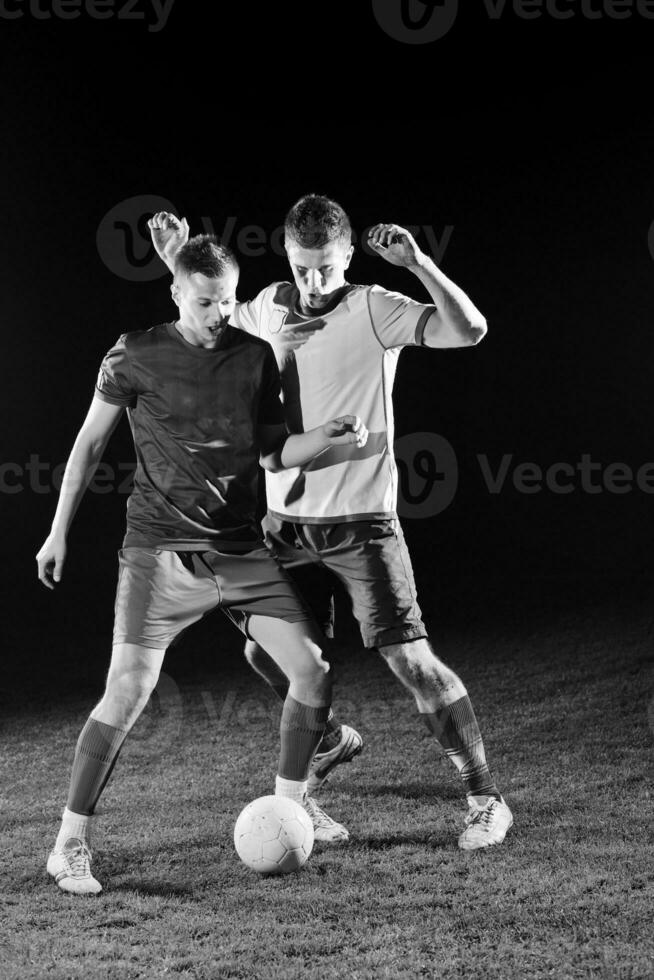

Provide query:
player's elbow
left=76, top=426, right=110, bottom=462
left=468, top=316, right=488, bottom=345
left=259, top=446, right=287, bottom=473
left=259, top=453, right=282, bottom=474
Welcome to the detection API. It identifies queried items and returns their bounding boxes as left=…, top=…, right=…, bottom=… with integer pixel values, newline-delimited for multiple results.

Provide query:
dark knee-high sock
left=67, top=717, right=128, bottom=816
left=270, top=682, right=341, bottom=752
left=316, top=709, right=341, bottom=751
left=421, top=696, right=500, bottom=799
left=278, top=697, right=330, bottom=781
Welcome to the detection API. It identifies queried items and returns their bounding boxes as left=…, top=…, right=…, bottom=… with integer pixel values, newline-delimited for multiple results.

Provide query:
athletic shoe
left=307, top=724, right=363, bottom=793
left=47, top=837, right=102, bottom=894
left=458, top=795, right=513, bottom=851
left=303, top=795, right=350, bottom=843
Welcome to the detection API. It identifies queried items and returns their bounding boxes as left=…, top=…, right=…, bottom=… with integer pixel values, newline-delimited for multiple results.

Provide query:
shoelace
left=304, top=797, right=334, bottom=828
left=466, top=800, right=498, bottom=828
left=65, top=842, right=93, bottom=877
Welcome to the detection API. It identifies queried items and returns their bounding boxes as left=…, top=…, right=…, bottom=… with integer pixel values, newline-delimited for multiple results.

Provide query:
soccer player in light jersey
left=36, top=234, right=370, bottom=894
left=151, top=200, right=513, bottom=850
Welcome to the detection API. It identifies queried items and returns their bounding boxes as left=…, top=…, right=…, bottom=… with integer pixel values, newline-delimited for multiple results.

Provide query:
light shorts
left=262, top=513, right=428, bottom=649
left=113, top=546, right=315, bottom=650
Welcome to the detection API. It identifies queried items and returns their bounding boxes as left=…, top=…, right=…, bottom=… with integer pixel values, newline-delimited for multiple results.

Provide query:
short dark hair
left=174, top=234, right=239, bottom=281
left=284, top=194, right=352, bottom=249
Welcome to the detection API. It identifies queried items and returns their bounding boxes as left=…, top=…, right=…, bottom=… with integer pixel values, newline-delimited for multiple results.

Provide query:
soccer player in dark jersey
left=151, top=202, right=513, bottom=851
left=36, top=234, right=369, bottom=894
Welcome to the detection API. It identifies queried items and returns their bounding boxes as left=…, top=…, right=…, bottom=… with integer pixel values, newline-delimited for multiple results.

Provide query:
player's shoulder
left=111, top=322, right=171, bottom=351
left=366, top=283, right=410, bottom=301
left=364, top=283, right=428, bottom=320
left=329, top=283, right=406, bottom=310
left=225, top=324, right=274, bottom=355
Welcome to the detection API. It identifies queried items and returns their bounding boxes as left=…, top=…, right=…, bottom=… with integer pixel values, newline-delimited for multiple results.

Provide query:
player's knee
left=380, top=640, right=444, bottom=690
left=287, top=642, right=330, bottom=686
left=294, top=656, right=330, bottom=686
left=288, top=662, right=331, bottom=706
left=379, top=641, right=421, bottom=674
left=104, top=668, right=159, bottom=716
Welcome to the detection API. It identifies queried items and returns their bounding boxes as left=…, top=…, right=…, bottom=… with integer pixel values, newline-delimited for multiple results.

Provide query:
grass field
left=1, top=575, right=653, bottom=979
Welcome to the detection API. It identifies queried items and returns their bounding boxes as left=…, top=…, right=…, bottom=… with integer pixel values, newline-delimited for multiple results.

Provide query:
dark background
left=2, top=1, right=654, bottom=693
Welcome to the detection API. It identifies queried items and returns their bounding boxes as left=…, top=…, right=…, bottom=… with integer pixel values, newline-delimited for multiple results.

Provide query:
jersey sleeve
left=367, top=284, right=437, bottom=350
left=233, top=288, right=266, bottom=337
left=257, top=345, right=286, bottom=426
left=95, top=334, right=138, bottom=407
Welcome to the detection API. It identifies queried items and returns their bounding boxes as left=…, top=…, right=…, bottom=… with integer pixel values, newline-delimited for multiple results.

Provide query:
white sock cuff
left=63, top=807, right=91, bottom=824
left=56, top=807, right=92, bottom=847
left=275, top=776, right=307, bottom=803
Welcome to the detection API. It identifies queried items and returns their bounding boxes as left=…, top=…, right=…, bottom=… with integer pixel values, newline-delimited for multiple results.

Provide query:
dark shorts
left=262, top=514, right=427, bottom=649
left=113, top=546, right=314, bottom=650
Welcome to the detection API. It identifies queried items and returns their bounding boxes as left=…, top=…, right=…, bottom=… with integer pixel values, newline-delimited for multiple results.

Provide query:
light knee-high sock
left=66, top=717, right=128, bottom=816
left=421, top=695, right=500, bottom=799
left=278, top=697, right=330, bottom=782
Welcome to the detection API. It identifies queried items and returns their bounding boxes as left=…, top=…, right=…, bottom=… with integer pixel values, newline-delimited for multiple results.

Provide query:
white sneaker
left=458, top=796, right=513, bottom=851
left=303, top=795, right=350, bottom=843
left=307, top=724, right=363, bottom=793
left=47, top=837, right=102, bottom=894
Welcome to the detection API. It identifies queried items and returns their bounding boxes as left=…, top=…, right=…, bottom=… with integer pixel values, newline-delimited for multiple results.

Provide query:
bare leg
left=65, top=643, right=167, bottom=818
left=93, top=643, right=166, bottom=728
left=244, top=638, right=291, bottom=699
left=49, top=643, right=168, bottom=894
left=246, top=616, right=349, bottom=840
left=378, top=638, right=500, bottom=800
left=247, top=617, right=330, bottom=708
left=244, top=635, right=343, bottom=752
left=247, top=616, right=330, bottom=780
left=378, top=638, right=466, bottom=712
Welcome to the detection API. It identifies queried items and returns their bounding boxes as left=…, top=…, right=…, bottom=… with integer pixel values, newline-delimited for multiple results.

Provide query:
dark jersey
left=95, top=322, right=285, bottom=551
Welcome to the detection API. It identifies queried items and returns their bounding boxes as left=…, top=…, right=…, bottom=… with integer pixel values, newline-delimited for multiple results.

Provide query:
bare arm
left=258, top=416, right=368, bottom=473
left=149, top=211, right=189, bottom=274
left=35, top=396, right=125, bottom=589
left=368, top=222, right=488, bottom=348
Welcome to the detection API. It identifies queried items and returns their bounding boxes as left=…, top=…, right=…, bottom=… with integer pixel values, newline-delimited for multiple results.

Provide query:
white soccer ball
left=234, top=795, right=314, bottom=875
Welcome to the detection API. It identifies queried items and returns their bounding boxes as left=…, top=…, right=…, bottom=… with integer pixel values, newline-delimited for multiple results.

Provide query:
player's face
left=172, top=269, right=238, bottom=348
left=285, top=240, right=353, bottom=313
